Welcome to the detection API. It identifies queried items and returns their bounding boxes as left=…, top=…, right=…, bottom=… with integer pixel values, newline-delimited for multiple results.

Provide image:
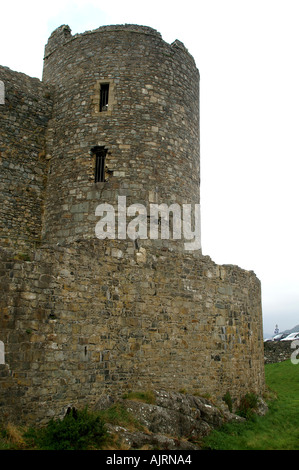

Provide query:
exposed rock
left=120, top=391, right=224, bottom=438
left=105, top=424, right=199, bottom=450
left=255, top=397, right=269, bottom=416
left=96, top=390, right=246, bottom=450
left=94, top=394, right=115, bottom=411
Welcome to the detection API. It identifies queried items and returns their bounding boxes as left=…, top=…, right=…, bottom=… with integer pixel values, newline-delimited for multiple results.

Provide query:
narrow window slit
left=100, top=83, right=109, bottom=112
left=91, top=146, right=107, bottom=183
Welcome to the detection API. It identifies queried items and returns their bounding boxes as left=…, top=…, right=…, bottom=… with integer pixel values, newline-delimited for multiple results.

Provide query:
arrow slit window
left=92, top=146, right=107, bottom=183
left=100, top=84, right=109, bottom=112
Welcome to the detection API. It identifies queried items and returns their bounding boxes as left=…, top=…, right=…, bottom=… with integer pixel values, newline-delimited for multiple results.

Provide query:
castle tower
left=42, top=25, right=200, bottom=249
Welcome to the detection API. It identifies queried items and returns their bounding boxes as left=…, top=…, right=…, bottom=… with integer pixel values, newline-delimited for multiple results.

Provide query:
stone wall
left=0, top=66, right=53, bottom=251
left=0, top=239, right=264, bottom=424
left=264, top=340, right=295, bottom=364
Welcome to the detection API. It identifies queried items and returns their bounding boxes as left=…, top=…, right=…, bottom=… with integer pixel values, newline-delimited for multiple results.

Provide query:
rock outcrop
left=96, top=390, right=246, bottom=449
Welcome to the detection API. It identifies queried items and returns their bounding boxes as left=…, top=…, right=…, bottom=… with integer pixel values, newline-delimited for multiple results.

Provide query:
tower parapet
left=44, top=24, right=72, bottom=58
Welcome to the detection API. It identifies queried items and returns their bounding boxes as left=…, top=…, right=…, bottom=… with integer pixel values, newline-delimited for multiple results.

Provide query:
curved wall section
left=42, top=25, right=200, bottom=249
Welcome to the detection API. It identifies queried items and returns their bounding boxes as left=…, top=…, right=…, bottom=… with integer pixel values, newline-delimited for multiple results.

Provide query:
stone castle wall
left=0, top=24, right=265, bottom=424
left=0, top=66, right=53, bottom=251
left=0, top=240, right=264, bottom=424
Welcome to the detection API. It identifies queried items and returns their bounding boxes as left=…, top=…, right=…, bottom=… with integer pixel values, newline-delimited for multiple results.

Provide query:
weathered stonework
left=264, top=341, right=295, bottom=364
left=0, top=24, right=265, bottom=424
left=0, top=66, right=53, bottom=250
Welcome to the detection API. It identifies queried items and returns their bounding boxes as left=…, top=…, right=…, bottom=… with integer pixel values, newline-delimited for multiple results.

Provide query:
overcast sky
left=1, top=0, right=298, bottom=335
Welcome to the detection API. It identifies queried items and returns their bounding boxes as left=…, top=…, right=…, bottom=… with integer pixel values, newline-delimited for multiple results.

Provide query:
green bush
left=223, top=391, right=233, bottom=413
left=237, top=392, right=259, bottom=419
left=25, top=407, right=107, bottom=450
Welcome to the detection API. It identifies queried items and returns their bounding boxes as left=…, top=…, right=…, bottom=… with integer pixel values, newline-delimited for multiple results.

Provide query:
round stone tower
left=42, top=24, right=200, bottom=250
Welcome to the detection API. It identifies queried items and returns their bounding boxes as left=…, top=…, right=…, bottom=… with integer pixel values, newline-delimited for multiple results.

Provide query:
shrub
left=25, top=407, right=107, bottom=450
left=223, top=391, right=233, bottom=413
left=237, top=393, right=259, bottom=419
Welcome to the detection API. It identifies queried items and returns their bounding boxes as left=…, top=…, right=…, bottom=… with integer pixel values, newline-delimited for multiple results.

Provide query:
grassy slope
left=202, top=359, right=299, bottom=450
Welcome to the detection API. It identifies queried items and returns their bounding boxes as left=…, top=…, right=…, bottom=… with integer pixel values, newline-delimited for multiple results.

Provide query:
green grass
left=97, top=403, right=146, bottom=432
left=202, top=360, right=299, bottom=450
left=122, top=390, right=156, bottom=405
